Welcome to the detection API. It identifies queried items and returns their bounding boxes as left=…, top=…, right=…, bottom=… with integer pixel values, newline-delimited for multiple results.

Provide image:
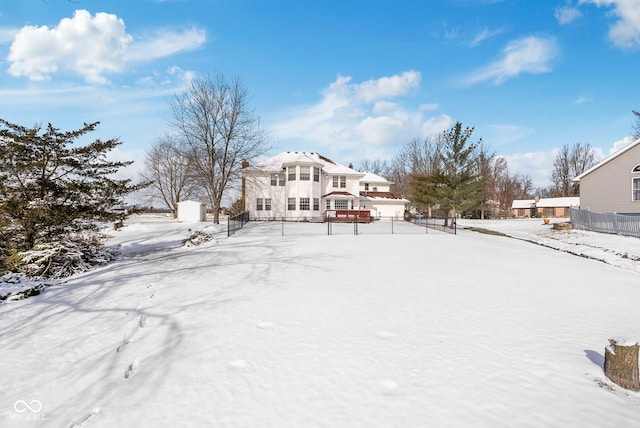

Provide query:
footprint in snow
left=116, top=334, right=133, bottom=353
left=70, top=408, right=100, bottom=427
left=139, top=314, right=147, bottom=328
left=124, top=358, right=140, bottom=379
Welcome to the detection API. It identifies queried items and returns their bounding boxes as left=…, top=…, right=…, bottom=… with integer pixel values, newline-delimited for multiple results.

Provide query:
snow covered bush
left=181, top=230, right=214, bottom=247
left=8, top=236, right=118, bottom=279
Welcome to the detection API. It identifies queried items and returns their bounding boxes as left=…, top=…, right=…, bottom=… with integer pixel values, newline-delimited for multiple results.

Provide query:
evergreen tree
left=0, top=119, right=142, bottom=253
left=410, top=122, right=483, bottom=220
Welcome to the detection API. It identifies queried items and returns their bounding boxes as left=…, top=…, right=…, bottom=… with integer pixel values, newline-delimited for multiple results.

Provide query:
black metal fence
left=228, top=211, right=249, bottom=237
left=226, top=216, right=460, bottom=237
left=569, top=207, right=640, bottom=238
left=407, top=216, right=457, bottom=234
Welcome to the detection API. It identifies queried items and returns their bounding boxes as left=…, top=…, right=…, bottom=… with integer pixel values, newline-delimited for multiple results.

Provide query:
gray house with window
left=573, top=138, right=640, bottom=215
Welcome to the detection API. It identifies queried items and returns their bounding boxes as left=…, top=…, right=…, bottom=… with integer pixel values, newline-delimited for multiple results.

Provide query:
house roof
left=361, top=172, right=393, bottom=184
left=573, top=138, right=640, bottom=181
left=245, top=151, right=364, bottom=176
left=323, top=191, right=357, bottom=199
left=511, top=197, right=579, bottom=209
left=359, top=191, right=409, bottom=203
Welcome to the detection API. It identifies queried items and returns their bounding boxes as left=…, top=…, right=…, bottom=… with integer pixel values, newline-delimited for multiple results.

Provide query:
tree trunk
left=604, top=338, right=640, bottom=391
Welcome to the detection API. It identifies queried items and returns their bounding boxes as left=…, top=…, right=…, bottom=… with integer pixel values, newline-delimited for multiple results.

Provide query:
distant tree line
left=357, top=119, right=628, bottom=219
left=358, top=122, right=535, bottom=219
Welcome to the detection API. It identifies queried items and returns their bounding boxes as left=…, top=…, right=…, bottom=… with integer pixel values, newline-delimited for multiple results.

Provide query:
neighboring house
left=242, top=151, right=409, bottom=221
left=511, top=197, right=580, bottom=218
left=177, top=200, right=207, bottom=222
left=573, top=138, right=640, bottom=215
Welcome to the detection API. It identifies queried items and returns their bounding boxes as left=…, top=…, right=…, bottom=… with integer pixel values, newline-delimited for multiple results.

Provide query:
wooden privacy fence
left=569, top=207, right=640, bottom=238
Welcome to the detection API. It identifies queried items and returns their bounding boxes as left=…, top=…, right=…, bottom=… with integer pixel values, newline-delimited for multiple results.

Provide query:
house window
left=300, top=166, right=310, bottom=181
left=364, top=183, right=369, bottom=190
left=326, top=199, right=331, bottom=210
left=299, top=197, right=310, bottom=210
left=256, top=198, right=263, bottom=211
left=288, top=166, right=296, bottom=181
left=335, top=200, right=348, bottom=210
left=633, top=164, right=640, bottom=172
left=633, top=177, right=640, bottom=201
left=288, top=198, right=296, bottom=210
left=271, top=172, right=285, bottom=186
left=313, top=198, right=320, bottom=211
left=333, top=176, right=346, bottom=188
left=314, top=167, right=320, bottom=182
left=265, top=198, right=272, bottom=211
left=544, top=207, right=554, bottom=217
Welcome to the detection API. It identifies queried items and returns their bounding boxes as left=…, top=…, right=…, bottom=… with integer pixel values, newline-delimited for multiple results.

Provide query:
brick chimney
left=241, top=161, right=249, bottom=210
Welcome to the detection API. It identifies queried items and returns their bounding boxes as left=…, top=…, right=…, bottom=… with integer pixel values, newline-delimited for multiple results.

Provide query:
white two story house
left=242, top=151, right=409, bottom=221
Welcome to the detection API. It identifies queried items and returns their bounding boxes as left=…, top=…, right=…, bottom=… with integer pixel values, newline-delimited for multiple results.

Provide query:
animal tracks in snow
left=139, top=314, right=147, bottom=328
left=117, top=306, right=150, bottom=381
left=124, top=358, right=140, bottom=379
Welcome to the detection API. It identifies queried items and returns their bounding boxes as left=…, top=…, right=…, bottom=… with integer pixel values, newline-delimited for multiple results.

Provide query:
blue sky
left=1, top=0, right=639, bottom=188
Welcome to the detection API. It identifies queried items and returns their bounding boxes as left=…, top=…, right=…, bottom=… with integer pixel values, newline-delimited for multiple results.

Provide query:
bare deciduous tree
left=358, top=158, right=391, bottom=177
left=140, top=134, right=196, bottom=218
left=632, top=110, right=640, bottom=140
left=170, top=73, right=271, bottom=223
left=551, top=142, right=597, bottom=196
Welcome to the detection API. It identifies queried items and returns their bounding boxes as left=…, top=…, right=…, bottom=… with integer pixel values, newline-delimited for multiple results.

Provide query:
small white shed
left=177, top=200, right=206, bottom=222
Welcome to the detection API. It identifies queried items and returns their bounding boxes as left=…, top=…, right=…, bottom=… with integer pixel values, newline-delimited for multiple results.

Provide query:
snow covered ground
left=1, top=214, right=640, bottom=427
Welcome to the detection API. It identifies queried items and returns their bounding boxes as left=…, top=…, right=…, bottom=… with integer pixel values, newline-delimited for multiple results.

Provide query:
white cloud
left=470, top=27, right=504, bottom=46
left=574, top=96, right=593, bottom=104
left=6, top=10, right=206, bottom=84
left=608, top=135, right=635, bottom=153
left=8, top=10, right=131, bottom=83
left=125, top=27, right=206, bottom=62
left=270, top=72, right=446, bottom=161
left=353, top=71, right=421, bottom=103
left=502, top=150, right=557, bottom=188
left=580, top=0, right=640, bottom=48
left=554, top=6, right=583, bottom=24
left=462, top=36, right=558, bottom=85
left=484, top=124, right=534, bottom=148
left=420, top=103, right=440, bottom=111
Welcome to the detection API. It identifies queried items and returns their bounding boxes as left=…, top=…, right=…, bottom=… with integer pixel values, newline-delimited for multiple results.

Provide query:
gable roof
left=511, top=197, right=579, bottom=209
left=574, top=138, right=640, bottom=182
left=246, top=151, right=363, bottom=176
left=360, top=172, right=391, bottom=184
